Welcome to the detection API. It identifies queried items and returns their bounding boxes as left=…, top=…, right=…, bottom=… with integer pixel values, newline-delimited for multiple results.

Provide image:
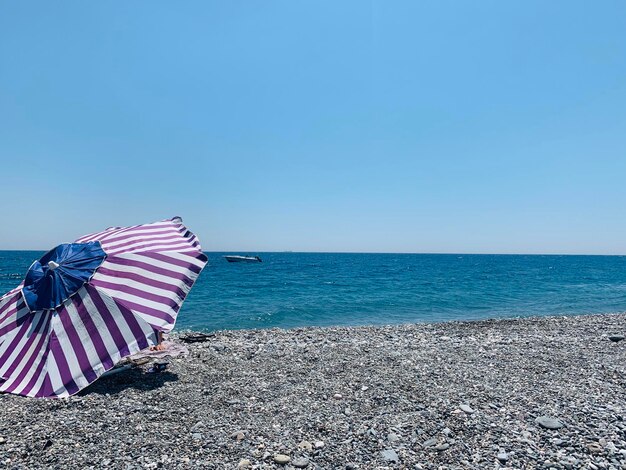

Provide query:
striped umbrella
left=0, top=217, right=207, bottom=398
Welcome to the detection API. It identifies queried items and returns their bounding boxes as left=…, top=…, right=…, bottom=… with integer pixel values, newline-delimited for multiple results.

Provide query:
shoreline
left=179, top=309, right=626, bottom=336
left=1, top=313, right=625, bottom=469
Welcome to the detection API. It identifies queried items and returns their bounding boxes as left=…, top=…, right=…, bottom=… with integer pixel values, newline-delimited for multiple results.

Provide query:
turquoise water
left=1, top=251, right=626, bottom=332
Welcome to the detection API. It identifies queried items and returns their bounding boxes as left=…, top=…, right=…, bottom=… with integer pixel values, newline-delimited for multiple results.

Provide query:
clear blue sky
left=1, top=1, right=625, bottom=254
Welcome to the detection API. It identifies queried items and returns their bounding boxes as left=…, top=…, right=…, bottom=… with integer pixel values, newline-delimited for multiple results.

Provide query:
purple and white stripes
left=0, top=217, right=207, bottom=398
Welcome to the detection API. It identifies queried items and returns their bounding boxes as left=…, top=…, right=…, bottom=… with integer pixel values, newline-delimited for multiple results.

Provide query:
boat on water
left=224, top=255, right=262, bottom=263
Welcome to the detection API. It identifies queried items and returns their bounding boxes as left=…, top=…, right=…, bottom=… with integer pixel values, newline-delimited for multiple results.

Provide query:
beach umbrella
left=0, top=217, right=207, bottom=398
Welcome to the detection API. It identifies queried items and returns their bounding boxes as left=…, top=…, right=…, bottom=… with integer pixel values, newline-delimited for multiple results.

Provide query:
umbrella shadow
left=79, top=368, right=179, bottom=396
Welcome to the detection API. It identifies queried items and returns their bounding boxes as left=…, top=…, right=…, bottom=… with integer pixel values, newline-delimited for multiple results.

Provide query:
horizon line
left=207, top=250, right=626, bottom=256
left=2, top=248, right=624, bottom=257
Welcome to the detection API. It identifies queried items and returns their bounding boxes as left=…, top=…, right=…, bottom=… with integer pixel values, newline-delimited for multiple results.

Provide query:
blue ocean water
left=1, top=251, right=625, bottom=332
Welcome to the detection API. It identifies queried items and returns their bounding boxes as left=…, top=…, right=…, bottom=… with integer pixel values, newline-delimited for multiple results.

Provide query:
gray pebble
left=274, top=454, right=291, bottom=465
left=292, top=458, right=309, bottom=468
left=422, top=438, right=437, bottom=448
left=535, top=416, right=563, bottom=430
left=460, top=404, right=475, bottom=414
left=587, top=442, right=603, bottom=454
left=190, top=421, right=203, bottom=432
left=230, top=430, right=245, bottom=441
left=298, top=440, right=313, bottom=451
left=380, top=449, right=399, bottom=462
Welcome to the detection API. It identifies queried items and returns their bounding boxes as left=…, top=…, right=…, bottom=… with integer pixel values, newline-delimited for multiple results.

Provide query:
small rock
left=292, top=458, right=309, bottom=468
left=231, top=431, right=246, bottom=441
left=314, top=441, right=324, bottom=449
left=274, top=454, right=290, bottom=465
left=609, top=335, right=625, bottom=343
left=535, top=416, right=563, bottom=430
left=346, top=464, right=357, bottom=470
left=333, top=393, right=343, bottom=400
left=298, top=440, right=313, bottom=451
left=497, top=452, right=509, bottom=462
left=380, top=449, right=399, bottom=462
left=0, top=437, right=6, bottom=444
left=561, top=457, right=579, bottom=469
left=387, top=433, right=399, bottom=443
left=435, top=443, right=450, bottom=451
left=238, top=459, right=252, bottom=469
left=460, top=404, right=475, bottom=414
left=587, top=443, right=603, bottom=454
left=422, top=438, right=437, bottom=448
left=190, top=421, right=203, bottom=432
left=191, top=433, right=203, bottom=440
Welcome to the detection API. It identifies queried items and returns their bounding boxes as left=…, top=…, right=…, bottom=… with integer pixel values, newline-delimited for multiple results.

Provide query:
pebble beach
left=1, top=313, right=625, bottom=470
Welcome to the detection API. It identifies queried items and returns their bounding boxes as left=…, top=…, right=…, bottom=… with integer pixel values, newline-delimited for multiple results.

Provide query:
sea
left=1, top=251, right=625, bottom=332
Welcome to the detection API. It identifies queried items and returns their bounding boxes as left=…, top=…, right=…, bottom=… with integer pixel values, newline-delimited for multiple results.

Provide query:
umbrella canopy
left=0, top=217, right=207, bottom=398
